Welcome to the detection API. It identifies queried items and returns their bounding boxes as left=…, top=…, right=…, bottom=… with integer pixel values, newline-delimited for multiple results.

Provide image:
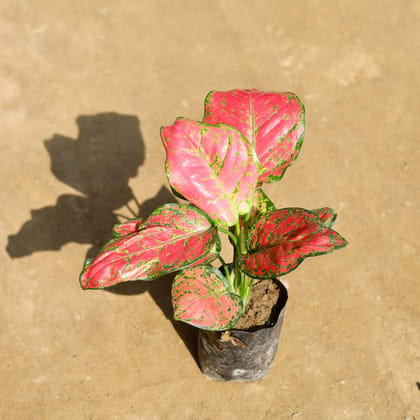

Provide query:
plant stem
left=234, top=214, right=255, bottom=309
left=218, top=254, right=228, bottom=270
left=217, top=226, right=238, bottom=245
left=233, top=220, right=241, bottom=293
left=218, top=255, right=233, bottom=292
left=235, top=219, right=241, bottom=238
left=221, top=214, right=255, bottom=309
left=241, top=275, right=254, bottom=308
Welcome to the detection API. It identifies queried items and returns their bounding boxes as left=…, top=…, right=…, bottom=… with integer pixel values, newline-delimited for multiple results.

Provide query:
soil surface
left=234, top=279, right=282, bottom=330
left=1, top=1, right=419, bottom=419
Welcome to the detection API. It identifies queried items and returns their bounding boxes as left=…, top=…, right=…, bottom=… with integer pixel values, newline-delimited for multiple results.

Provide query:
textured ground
left=1, top=1, right=419, bottom=418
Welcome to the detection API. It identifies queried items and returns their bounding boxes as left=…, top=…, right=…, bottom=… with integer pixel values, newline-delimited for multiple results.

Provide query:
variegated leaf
left=80, top=204, right=219, bottom=289
left=112, top=218, right=144, bottom=237
left=249, top=188, right=276, bottom=225
left=172, top=266, right=243, bottom=331
left=203, top=89, right=305, bottom=184
left=240, top=208, right=347, bottom=279
left=191, top=237, right=221, bottom=266
left=161, top=118, right=258, bottom=226
left=311, top=207, right=337, bottom=229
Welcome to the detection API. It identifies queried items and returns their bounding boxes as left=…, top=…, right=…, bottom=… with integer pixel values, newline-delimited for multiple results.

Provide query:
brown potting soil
left=234, top=279, right=283, bottom=330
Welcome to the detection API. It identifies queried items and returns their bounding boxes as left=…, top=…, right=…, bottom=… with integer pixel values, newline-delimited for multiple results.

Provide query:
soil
left=234, top=279, right=283, bottom=330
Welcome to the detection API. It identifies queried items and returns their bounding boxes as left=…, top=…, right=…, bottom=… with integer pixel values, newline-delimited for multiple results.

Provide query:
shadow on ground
left=109, top=274, right=199, bottom=366
left=7, top=112, right=148, bottom=259
left=6, top=112, right=198, bottom=364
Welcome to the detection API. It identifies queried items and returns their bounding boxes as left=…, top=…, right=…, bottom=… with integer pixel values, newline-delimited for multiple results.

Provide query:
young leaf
left=250, top=188, right=276, bottom=221
left=172, top=266, right=243, bottom=331
left=256, top=189, right=276, bottom=213
left=80, top=204, right=219, bottom=289
left=161, top=118, right=258, bottom=226
left=203, top=89, right=305, bottom=184
left=240, top=208, right=347, bottom=279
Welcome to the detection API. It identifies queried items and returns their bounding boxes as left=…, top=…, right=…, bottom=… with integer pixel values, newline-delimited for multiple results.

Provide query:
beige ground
left=1, top=1, right=419, bottom=418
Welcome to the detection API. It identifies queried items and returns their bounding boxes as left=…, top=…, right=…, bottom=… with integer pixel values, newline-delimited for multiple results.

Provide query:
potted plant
left=79, top=89, right=347, bottom=382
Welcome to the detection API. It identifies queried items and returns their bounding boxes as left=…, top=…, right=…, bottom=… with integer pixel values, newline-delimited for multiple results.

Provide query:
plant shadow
left=6, top=112, right=198, bottom=365
left=7, top=112, right=146, bottom=259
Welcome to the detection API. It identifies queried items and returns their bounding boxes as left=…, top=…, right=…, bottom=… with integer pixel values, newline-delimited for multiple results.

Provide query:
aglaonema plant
left=79, top=89, right=347, bottom=331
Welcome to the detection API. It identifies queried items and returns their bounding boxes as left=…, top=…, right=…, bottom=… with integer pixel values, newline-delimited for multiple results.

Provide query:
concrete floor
left=1, top=1, right=419, bottom=418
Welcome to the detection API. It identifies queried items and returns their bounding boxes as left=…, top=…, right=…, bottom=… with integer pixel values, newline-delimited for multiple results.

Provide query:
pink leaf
left=161, top=118, right=258, bottom=226
left=203, top=89, right=305, bottom=184
left=112, top=218, right=144, bottom=237
left=80, top=204, right=219, bottom=289
left=190, top=241, right=221, bottom=266
left=240, top=208, right=347, bottom=278
left=172, top=266, right=242, bottom=331
left=311, top=207, right=337, bottom=228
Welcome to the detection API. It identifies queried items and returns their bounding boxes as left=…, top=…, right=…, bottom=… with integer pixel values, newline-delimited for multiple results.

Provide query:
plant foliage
left=79, top=89, right=347, bottom=331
